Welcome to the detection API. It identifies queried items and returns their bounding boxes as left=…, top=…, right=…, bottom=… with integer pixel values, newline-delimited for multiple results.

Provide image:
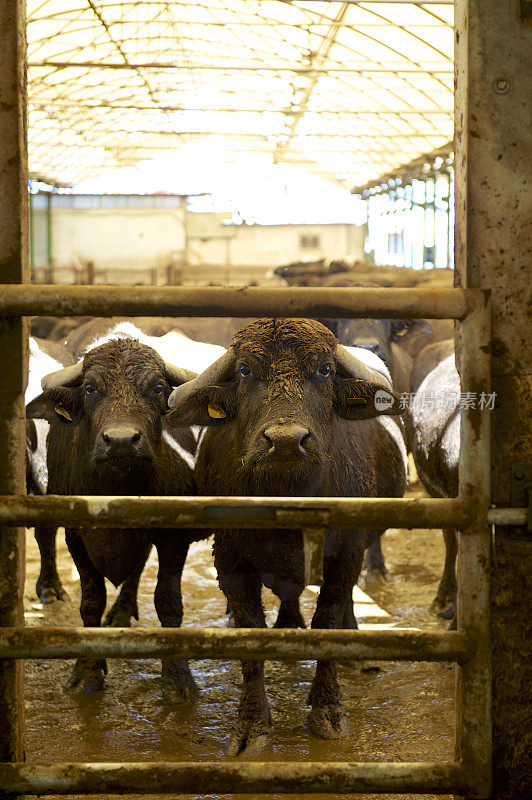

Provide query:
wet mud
left=23, top=487, right=455, bottom=800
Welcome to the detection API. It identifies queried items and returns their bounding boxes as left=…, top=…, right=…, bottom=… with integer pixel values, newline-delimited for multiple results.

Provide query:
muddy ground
left=23, top=486, right=455, bottom=800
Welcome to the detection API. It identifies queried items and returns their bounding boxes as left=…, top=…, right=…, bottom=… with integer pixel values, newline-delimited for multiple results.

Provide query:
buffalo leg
left=363, top=537, right=388, bottom=580
left=153, top=534, right=198, bottom=703
left=274, top=596, right=306, bottom=629
left=308, top=550, right=363, bottom=739
left=104, top=543, right=151, bottom=627
left=218, top=564, right=271, bottom=757
left=34, top=524, right=69, bottom=603
left=431, top=528, right=457, bottom=621
left=64, top=529, right=107, bottom=693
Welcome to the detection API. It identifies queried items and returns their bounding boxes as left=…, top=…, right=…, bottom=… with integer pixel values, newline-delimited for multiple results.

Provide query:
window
left=300, top=234, right=320, bottom=249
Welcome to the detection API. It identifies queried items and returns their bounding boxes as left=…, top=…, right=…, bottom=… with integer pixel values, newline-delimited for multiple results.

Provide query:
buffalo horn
left=163, top=362, right=198, bottom=386
left=41, top=361, right=83, bottom=390
left=168, top=348, right=236, bottom=408
left=335, top=345, right=392, bottom=389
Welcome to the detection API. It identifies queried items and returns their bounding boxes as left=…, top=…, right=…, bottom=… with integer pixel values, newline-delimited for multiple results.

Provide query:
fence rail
left=0, top=761, right=469, bottom=796
left=0, top=627, right=470, bottom=663
left=0, top=283, right=470, bottom=318
left=0, top=494, right=471, bottom=529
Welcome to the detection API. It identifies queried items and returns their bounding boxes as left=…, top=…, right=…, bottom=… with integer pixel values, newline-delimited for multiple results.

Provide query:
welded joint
left=457, top=491, right=490, bottom=531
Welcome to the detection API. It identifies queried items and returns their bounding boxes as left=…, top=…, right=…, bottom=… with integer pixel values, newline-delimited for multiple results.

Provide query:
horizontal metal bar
left=0, top=495, right=471, bottom=529
left=486, top=507, right=528, bottom=526
left=29, top=61, right=454, bottom=74
left=0, top=285, right=473, bottom=319
left=0, top=760, right=467, bottom=796
left=0, top=628, right=469, bottom=663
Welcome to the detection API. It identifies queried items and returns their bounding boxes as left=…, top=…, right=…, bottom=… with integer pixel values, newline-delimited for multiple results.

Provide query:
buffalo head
left=167, top=318, right=401, bottom=492
left=27, top=338, right=196, bottom=475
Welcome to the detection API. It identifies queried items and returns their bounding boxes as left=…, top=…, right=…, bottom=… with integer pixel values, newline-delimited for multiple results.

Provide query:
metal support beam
left=0, top=284, right=472, bottom=319
left=0, top=4, right=27, bottom=798
left=0, top=628, right=469, bottom=664
left=455, top=3, right=532, bottom=797
left=0, top=760, right=467, bottom=797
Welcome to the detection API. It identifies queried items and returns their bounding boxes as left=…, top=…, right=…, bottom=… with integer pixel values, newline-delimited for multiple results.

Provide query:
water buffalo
left=410, top=339, right=459, bottom=622
left=26, top=336, right=76, bottom=604
left=26, top=337, right=202, bottom=699
left=33, top=320, right=225, bottom=623
left=167, top=318, right=406, bottom=755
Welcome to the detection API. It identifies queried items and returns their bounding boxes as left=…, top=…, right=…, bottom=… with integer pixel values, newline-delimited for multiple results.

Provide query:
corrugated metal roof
left=28, top=1, right=454, bottom=189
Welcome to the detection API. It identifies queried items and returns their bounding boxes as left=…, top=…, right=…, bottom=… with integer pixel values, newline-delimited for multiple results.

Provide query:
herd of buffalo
left=24, top=265, right=461, bottom=756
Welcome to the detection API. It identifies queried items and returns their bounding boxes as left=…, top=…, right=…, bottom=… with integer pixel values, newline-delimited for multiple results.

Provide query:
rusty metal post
left=456, top=296, right=492, bottom=799
left=0, top=1, right=28, bottom=795
left=455, top=2, right=532, bottom=797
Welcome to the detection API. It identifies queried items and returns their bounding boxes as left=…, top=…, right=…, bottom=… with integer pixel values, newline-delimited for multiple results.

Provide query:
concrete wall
left=185, top=220, right=364, bottom=284
left=37, top=198, right=363, bottom=285
left=50, top=204, right=186, bottom=284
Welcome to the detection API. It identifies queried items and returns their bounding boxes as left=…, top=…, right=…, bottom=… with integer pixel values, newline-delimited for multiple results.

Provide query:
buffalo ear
left=26, top=387, right=83, bottom=426
left=392, top=319, right=433, bottom=341
left=166, top=385, right=236, bottom=427
left=334, top=377, right=402, bottom=420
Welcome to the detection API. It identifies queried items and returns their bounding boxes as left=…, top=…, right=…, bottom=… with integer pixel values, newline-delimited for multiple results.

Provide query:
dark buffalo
left=326, top=310, right=430, bottom=578
left=410, top=339, right=458, bottom=621
left=167, top=318, right=406, bottom=755
left=27, top=338, right=202, bottom=699
left=26, top=336, right=77, bottom=604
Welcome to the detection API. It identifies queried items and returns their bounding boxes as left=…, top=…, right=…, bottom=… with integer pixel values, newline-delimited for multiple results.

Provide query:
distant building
left=29, top=192, right=363, bottom=285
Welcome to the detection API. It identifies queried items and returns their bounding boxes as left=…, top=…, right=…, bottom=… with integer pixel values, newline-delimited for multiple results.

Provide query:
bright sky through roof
left=72, top=137, right=366, bottom=224
left=28, top=2, right=453, bottom=199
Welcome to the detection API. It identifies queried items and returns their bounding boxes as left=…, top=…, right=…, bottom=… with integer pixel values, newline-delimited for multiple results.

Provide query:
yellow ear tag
left=346, top=398, right=367, bottom=406
left=55, top=405, right=72, bottom=421
left=208, top=403, right=226, bottom=419
left=396, top=327, right=409, bottom=337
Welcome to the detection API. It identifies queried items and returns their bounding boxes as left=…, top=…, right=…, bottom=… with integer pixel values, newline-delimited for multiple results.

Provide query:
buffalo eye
left=84, top=382, right=96, bottom=394
left=238, top=364, right=253, bottom=378
left=316, top=363, right=332, bottom=377
left=152, top=382, right=165, bottom=394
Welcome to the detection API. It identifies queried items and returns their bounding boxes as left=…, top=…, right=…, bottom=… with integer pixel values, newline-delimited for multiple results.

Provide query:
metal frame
left=0, top=283, right=492, bottom=797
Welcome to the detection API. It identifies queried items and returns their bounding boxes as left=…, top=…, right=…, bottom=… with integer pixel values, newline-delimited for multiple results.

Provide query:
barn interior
left=0, top=3, right=530, bottom=800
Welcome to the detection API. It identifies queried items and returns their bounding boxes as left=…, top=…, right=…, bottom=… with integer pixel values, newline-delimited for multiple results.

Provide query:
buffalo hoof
left=36, top=577, right=69, bottom=604
left=103, top=601, right=138, bottom=628
left=225, top=610, right=235, bottom=628
left=362, top=566, right=388, bottom=584
left=65, top=659, right=107, bottom=693
left=225, top=718, right=272, bottom=758
left=430, top=597, right=456, bottom=622
left=161, top=660, right=199, bottom=703
left=308, top=705, right=348, bottom=740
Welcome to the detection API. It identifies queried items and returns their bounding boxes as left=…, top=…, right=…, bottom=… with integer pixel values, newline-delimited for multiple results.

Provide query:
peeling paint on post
left=0, top=2, right=28, bottom=797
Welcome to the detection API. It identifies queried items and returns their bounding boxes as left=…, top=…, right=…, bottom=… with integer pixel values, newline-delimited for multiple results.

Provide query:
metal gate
left=0, top=281, right=508, bottom=798
left=2, top=1, right=527, bottom=795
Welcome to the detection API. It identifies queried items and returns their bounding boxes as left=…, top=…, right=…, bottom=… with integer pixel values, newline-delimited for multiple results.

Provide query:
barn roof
left=28, top=1, right=454, bottom=189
